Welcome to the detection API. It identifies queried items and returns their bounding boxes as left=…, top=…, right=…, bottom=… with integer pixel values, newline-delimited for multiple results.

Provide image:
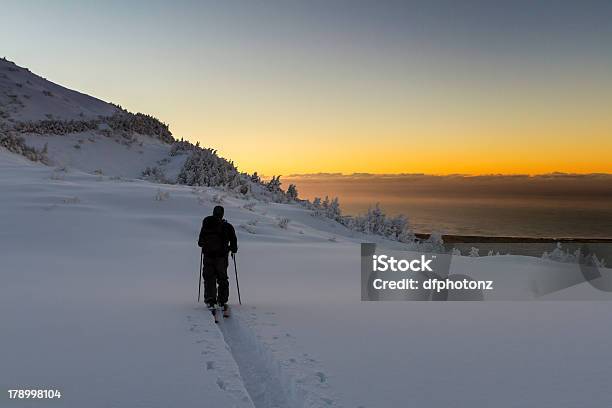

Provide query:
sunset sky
left=3, top=0, right=611, bottom=175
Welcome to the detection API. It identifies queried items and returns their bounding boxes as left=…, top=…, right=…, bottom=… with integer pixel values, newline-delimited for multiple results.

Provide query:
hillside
left=0, top=57, right=190, bottom=180
left=0, top=57, right=117, bottom=122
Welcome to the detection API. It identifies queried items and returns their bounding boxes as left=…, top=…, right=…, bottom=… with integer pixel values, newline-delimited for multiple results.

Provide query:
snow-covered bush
left=278, top=217, right=290, bottom=229
left=542, top=243, right=577, bottom=263
left=342, top=203, right=416, bottom=243
left=308, top=198, right=419, bottom=244
left=589, top=254, right=607, bottom=268
left=11, top=106, right=171, bottom=144
left=141, top=166, right=169, bottom=184
left=107, top=108, right=173, bottom=144
left=310, top=196, right=342, bottom=221
left=542, top=243, right=606, bottom=267
left=417, top=232, right=445, bottom=253
left=177, top=145, right=243, bottom=188
left=469, top=247, right=480, bottom=257
left=258, top=175, right=294, bottom=202
left=13, top=119, right=98, bottom=135
left=452, top=248, right=462, bottom=256
left=169, top=139, right=197, bottom=156
left=0, top=130, right=48, bottom=163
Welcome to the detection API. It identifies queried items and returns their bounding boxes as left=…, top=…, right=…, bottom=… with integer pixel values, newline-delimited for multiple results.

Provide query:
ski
left=207, top=304, right=229, bottom=323
left=222, top=305, right=231, bottom=318
left=208, top=305, right=219, bottom=323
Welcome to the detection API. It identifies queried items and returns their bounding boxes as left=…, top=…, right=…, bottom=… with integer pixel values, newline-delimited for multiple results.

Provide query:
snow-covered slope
left=0, top=58, right=188, bottom=179
left=0, top=58, right=117, bottom=122
left=21, top=131, right=187, bottom=179
left=2, top=148, right=612, bottom=408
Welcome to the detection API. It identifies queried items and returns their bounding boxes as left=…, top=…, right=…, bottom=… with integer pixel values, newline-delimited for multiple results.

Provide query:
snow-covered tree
left=177, top=146, right=242, bottom=188
left=266, top=176, right=282, bottom=193
left=326, top=197, right=341, bottom=221
left=542, top=242, right=575, bottom=263
left=340, top=203, right=416, bottom=244
left=287, top=184, right=298, bottom=201
left=141, top=166, right=169, bottom=184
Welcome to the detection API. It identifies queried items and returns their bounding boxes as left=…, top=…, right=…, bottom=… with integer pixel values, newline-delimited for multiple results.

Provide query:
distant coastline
left=414, top=233, right=612, bottom=262
left=416, top=233, right=612, bottom=244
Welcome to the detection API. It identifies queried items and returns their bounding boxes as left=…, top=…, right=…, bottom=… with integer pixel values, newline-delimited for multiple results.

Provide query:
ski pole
left=232, top=253, right=242, bottom=305
left=198, top=251, right=203, bottom=302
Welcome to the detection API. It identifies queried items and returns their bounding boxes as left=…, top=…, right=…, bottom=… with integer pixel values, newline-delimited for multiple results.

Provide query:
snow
left=0, top=58, right=117, bottom=122
left=2, top=58, right=185, bottom=182
left=21, top=131, right=187, bottom=179
left=2, top=147, right=612, bottom=407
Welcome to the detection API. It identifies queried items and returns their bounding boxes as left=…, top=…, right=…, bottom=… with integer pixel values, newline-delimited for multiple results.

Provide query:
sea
left=288, top=175, right=612, bottom=239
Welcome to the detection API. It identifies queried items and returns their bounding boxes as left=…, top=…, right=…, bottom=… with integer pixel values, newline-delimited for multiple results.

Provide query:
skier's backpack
left=199, top=218, right=225, bottom=256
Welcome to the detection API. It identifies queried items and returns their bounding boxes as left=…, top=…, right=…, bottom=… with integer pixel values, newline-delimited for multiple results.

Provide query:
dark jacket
left=198, top=216, right=238, bottom=257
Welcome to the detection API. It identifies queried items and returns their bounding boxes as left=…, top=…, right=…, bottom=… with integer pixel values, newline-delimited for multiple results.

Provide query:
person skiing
left=198, top=205, right=238, bottom=318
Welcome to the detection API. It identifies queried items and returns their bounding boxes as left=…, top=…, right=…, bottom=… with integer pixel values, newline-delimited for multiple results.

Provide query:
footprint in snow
left=206, top=361, right=215, bottom=370
left=216, top=378, right=226, bottom=390
left=315, top=372, right=327, bottom=383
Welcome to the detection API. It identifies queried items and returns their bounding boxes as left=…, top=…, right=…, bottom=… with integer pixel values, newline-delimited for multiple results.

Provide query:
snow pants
left=203, top=256, right=229, bottom=306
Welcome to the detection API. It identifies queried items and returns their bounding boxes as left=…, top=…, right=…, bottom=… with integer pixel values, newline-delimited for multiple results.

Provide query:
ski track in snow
left=185, top=308, right=255, bottom=408
left=215, top=308, right=340, bottom=408
left=186, top=304, right=341, bottom=408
